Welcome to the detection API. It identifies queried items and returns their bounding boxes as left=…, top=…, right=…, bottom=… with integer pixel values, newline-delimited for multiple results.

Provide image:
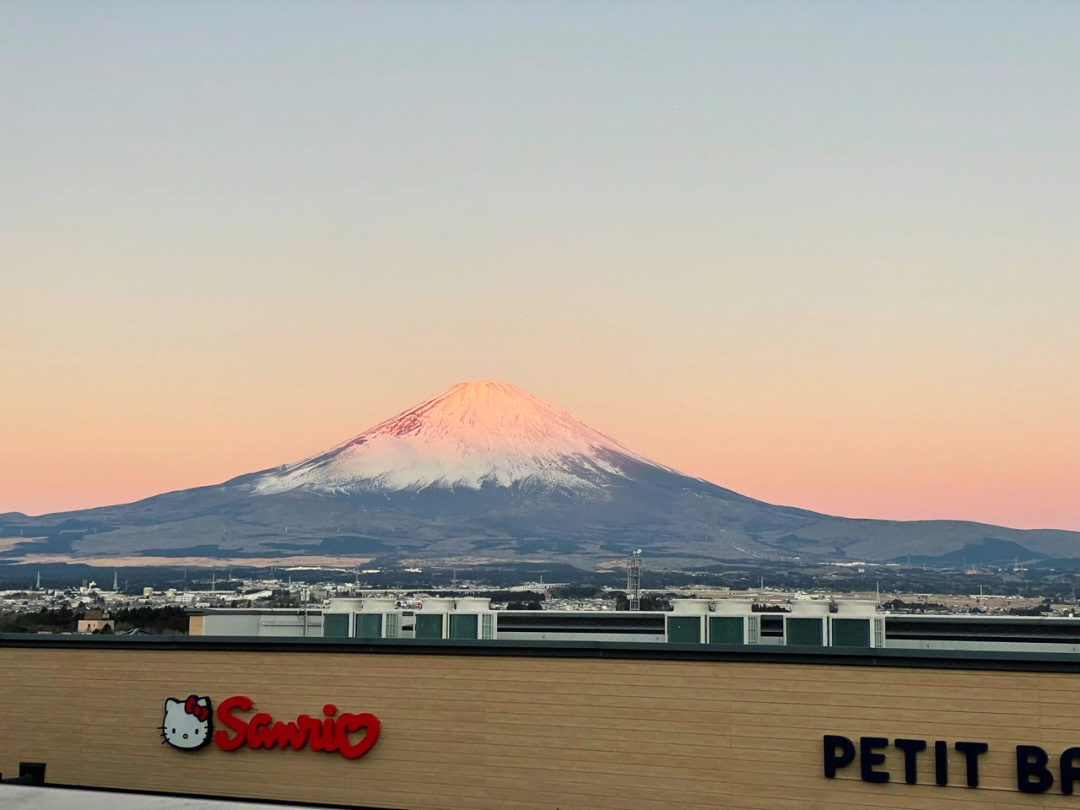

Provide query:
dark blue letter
left=934, top=740, right=949, bottom=785
left=860, top=736, right=890, bottom=783
left=1060, top=747, right=1080, bottom=795
left=824, top=735, right=856, bottom=778
left=955, top=741, right=988, bottom=788
left=1017, top=745, right=1053, bottom=794
left=894, top=738, right=927, bottom=785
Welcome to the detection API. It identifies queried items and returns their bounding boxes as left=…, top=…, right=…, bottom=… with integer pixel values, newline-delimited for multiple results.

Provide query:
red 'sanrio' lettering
left=298, top=714, right=325, bottom=750
left=211, top=696, right=379, bottom=759
left=267, top=720, right=308, bottom=749
left=320, top=717, right=340, bottom=752
left=245, top=713, right=274, bottom=748
left=336, top=712, right=381, bottom=760
left=214, top=695, right=253, bottom=751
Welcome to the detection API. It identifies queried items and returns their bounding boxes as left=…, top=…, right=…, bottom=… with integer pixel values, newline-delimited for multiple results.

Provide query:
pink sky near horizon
left=2, top=288, right=1077, bottom=531
left=2, top=4, right=1078, bottom=531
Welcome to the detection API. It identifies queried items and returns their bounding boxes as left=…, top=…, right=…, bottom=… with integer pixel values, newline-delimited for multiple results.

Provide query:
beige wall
left=2, top=645, right=1079, bottom=810
left=75, top=619, right=114, bottom=634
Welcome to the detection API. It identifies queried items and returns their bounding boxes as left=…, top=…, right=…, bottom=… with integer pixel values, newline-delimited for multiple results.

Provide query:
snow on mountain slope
left=254, top=381, right=663, bottom=495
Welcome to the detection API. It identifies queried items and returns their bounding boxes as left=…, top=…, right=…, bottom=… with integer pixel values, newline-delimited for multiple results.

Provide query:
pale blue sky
left=4, top=2, right=1077, bottom=308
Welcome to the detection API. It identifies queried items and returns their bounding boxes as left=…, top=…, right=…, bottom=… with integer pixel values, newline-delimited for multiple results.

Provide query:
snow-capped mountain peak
left=254, top=381, right=654, bottom=495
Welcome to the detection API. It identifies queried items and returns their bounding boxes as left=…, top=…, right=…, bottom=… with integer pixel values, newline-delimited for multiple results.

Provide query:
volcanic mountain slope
left=2, top=381, right=1077, bottom=567
left=253, top=381, right=663, bottom=496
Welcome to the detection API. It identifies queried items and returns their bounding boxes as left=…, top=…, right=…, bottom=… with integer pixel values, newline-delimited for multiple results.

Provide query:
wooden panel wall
left=2, top=646, right=1080, bottom=810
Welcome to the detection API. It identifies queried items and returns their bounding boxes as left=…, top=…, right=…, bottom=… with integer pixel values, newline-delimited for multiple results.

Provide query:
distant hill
left=890, top=537, right=1052, bottom=567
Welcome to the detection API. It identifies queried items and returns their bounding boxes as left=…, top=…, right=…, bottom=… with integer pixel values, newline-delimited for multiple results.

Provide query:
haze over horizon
left=2, top=2, right=1078, bottom=531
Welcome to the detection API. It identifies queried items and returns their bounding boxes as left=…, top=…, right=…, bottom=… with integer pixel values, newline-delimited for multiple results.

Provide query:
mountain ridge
left=1, top=381, right=1076, bottom=567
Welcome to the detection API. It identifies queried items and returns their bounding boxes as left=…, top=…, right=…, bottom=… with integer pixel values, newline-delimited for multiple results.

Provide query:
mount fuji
left=253, top=381, right=680, bottom=498
left=2, top=381, right=1076, bottom=568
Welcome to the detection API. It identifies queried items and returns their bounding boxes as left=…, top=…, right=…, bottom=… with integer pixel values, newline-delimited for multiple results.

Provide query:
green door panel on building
left=449, top=614, right=478, bottom=639
left=354, top=613, right=382, bottom=639
left=786, top=617, right=824, bottom=646
left=708, top=616, right=743, bottom=645
left=415, top=613, right=444, bottom=640
left=667, top=616, right=702, bottom=644
left=831, top=618, right=870, bottom=647
left=323, top=613, right=349, bottom=638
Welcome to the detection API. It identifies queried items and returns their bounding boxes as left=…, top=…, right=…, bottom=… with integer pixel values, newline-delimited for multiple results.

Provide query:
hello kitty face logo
left=161, top=695, right=213, bottom=750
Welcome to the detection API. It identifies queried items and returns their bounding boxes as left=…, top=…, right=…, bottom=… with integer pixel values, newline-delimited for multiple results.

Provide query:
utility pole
left=627, top=549, right=642, bottom=611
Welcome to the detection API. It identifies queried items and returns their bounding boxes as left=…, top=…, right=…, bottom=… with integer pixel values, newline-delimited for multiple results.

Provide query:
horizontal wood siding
left=2, top=646, right=1080, bottom=809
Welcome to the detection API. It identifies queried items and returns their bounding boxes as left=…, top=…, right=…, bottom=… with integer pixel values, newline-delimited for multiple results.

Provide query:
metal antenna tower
left=627, top=549, right=642, bottom=611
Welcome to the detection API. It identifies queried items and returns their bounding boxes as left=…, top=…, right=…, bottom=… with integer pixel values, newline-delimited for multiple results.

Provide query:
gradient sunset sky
left=2, top=2, right=1077, bottom=530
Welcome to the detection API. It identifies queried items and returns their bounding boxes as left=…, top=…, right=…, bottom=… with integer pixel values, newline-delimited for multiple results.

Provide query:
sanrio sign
left=161, top=695, right=380, bottom=760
